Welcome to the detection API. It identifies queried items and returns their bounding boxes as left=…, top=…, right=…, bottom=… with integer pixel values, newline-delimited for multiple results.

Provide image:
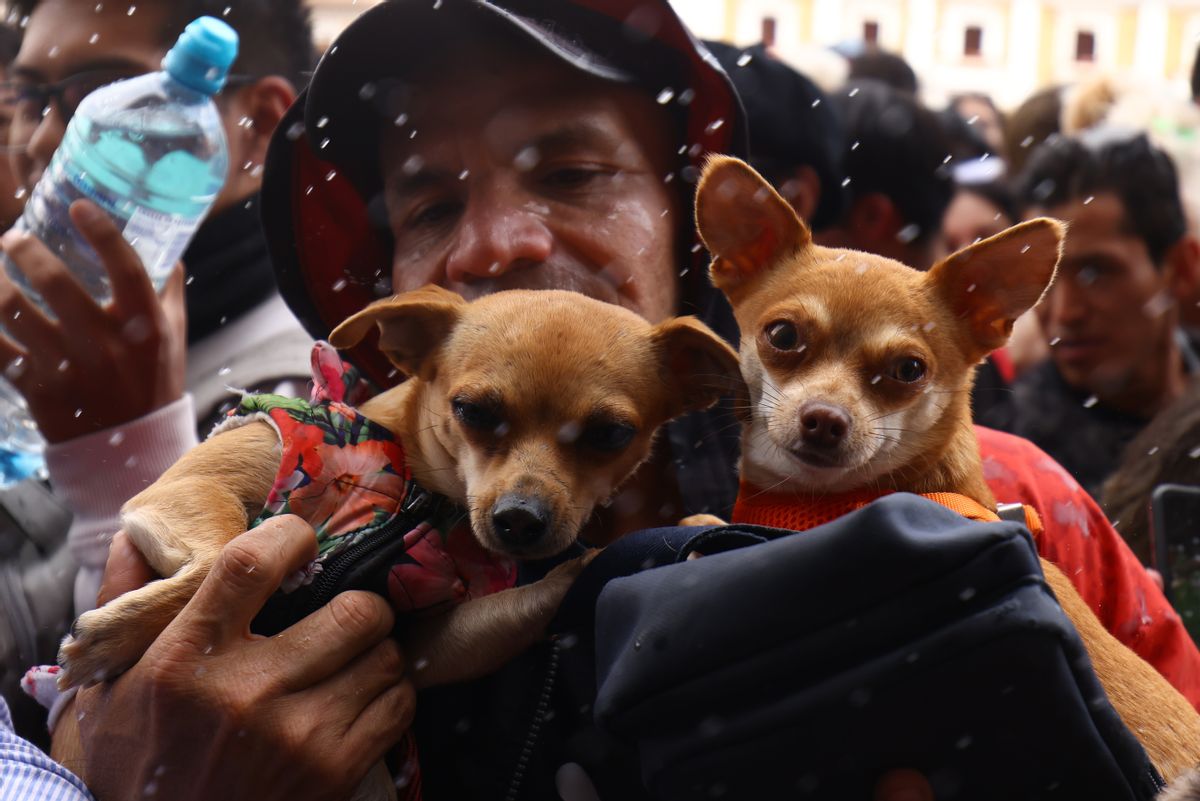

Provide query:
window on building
left=964, top=25, right=983, bottom=57
left=863, top=20, right=879, bottom=45
left=1075, top=30, right=1095, bottom=62
left=762, top=16, right=776, bottom=48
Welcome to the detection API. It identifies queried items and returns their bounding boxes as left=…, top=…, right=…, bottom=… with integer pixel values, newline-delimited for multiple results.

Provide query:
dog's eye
left=580, top=422, right=636, bottom=452
left=453, top=398, right=503, bottom=433
left=891, top=357, right=927, bottom=383
left=764, top=320, right=800, bottom=351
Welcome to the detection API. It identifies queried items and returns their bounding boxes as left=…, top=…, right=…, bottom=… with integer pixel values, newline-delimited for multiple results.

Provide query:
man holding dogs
left=26, top=0, right=1200, bottom=798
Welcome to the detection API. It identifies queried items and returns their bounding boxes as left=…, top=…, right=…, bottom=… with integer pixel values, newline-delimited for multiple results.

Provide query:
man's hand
left=0, top=199, right=187, bottom=443
left=54, top=516, right=415, bottom=801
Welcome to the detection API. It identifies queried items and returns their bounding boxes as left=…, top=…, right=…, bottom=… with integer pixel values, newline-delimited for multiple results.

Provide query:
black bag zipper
left=504, top=638, right=562, bottom=801
left=299, top=481, right=438, bottom=617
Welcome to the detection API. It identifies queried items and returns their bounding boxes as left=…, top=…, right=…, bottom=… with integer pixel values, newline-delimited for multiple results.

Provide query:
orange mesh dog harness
left=731, top=481, right=1044, bottom=536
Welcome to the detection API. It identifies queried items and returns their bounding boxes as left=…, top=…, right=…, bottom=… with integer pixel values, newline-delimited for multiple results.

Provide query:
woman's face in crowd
left=941, top=189, right=1012, bottom=255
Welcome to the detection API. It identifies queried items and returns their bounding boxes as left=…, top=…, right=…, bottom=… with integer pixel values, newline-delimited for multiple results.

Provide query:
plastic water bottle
left=0, top=16, right=238, bottom=487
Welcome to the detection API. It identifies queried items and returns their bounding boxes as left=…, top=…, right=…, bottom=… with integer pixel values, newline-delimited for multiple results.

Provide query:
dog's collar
left=731, top=482, right=1008, bottom=532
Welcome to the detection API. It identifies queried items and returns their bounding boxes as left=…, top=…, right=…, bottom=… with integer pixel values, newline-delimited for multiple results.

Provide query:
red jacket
left=976, top=425, right=1200, bottom=708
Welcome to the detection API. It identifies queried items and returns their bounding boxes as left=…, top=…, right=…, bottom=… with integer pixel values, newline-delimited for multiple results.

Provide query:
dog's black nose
left=492, top=495, right=551, bottom=547
left=799, top=403, right=851, bottom=449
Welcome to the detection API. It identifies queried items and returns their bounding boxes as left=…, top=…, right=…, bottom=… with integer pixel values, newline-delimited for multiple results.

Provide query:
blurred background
left=306, top=0, right=1200, bottom=109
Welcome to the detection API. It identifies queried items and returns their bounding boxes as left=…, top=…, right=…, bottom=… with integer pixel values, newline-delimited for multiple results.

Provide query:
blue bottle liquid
left=0, top=17, right=238, bottom=487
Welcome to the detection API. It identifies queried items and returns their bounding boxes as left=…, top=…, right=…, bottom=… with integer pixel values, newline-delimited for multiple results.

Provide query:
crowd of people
left=0, top=0, right=1199, bottom=798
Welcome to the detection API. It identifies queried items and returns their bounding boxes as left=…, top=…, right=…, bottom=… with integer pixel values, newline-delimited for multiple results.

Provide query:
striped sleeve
left=0, top=697, right=93, bottom=801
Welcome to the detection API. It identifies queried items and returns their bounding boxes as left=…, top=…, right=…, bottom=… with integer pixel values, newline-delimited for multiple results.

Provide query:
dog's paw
left=57, top=608, right=140, bottom=690
left=545, top=548, right=601, bottom=583
left=679, top=513, right=726, bottom=527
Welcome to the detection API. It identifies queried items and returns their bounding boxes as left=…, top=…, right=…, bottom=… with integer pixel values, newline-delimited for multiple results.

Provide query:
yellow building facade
left=304, top=0, right=1200, bottom=109
left=673, top=0, right=1200, bottom=108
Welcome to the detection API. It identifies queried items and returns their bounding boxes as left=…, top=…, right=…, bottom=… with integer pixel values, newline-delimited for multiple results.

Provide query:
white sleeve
left=43, top=395, right=199, bottom=615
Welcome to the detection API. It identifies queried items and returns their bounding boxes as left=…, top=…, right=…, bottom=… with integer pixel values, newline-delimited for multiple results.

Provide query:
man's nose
left=23, top=107, right=66, bottom=189
left=444, top=197, right=554, bottom=283
left=1047, top=277, right=1089, bottom=328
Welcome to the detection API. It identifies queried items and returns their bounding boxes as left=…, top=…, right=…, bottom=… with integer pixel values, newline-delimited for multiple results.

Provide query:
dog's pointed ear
left=695, top=155, right=811, bottom=292
left=329, top=284, right=466, bottom=377
left=652, top=315, right=746, bottom=419
left=928, top=217, right=1064, bottom=356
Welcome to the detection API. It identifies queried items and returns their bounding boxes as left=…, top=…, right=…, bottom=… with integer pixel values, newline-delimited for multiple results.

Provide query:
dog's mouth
left=787, top=445, right=851, bottom=469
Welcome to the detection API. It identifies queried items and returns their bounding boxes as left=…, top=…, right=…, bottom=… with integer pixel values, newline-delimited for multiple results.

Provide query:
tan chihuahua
left=58, top=285, right=739, bottom=692
left=693, top=155, right=1200, bottom=783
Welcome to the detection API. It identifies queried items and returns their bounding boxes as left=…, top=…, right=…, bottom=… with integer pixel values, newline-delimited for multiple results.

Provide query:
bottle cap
left=163, top=16, right=239, bottom=96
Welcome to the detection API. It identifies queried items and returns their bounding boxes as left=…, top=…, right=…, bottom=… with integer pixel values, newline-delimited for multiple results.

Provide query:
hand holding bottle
left=0, top=199, right=187, bottom=443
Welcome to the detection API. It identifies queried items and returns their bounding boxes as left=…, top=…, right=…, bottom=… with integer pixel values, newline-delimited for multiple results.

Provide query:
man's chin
left=1054, top=359, right=1132, bottom=402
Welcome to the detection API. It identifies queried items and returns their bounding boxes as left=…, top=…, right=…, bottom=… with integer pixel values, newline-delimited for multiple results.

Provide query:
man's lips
left=1051, top=337, right=1106, bottom=361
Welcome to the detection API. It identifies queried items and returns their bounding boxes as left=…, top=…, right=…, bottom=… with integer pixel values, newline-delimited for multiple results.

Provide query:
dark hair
left=847, top=47, right=917, bottom=95
left=834, top=79, right=954, bottom=244
left=1004, top=85, right=1063, bottom=175
left=938, top=105, right=991, bottom=162
left=1014, top=131, right=1187, bottom=266
left=1103, top=379, right=1200, bottom=563
left=704, top=40, right=845, bottom=229
left=959, top=180, right=1019, bottom=227
left=8, top=0, right=315, bottom=89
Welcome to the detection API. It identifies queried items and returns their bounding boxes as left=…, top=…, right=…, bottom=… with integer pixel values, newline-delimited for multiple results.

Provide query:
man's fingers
left=0, top=257, right=62, bottom=363
left=68, top=200, right=158, bottom=316
left=0, top=331, right=25, bottom=376
left=269, top=590, right=396, bottom=693
left=161, top=262, right=187, bottom=339
left=97, top=531, right=159, bottom=607
left=341, top=674, right=417, bottom=767
left=176, top=515, right=319, bottom=645
left=0, top=227, right=108, bottom=330
left=291, top=636, right=413, bottom=768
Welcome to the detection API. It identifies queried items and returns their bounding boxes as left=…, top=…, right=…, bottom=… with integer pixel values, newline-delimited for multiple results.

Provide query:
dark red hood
left=262, top=0, right=747, bottom=388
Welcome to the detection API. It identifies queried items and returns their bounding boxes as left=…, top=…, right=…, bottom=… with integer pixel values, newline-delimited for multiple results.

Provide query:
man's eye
left=408, top=200, right=461, bottom=228
left=542, top=167, right=606, bottom=190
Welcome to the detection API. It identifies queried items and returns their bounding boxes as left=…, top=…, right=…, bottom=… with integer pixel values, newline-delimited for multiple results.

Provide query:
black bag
left=593, top=494, right=1165, bottom=800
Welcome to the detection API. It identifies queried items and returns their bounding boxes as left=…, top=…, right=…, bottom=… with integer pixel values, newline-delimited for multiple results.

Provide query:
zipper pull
left=401, top=482, right=432, bottom=515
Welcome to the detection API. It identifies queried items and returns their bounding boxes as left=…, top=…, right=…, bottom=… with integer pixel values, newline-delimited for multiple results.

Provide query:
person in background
left=1004, top=84, right=1064, bottom=175
left=703, top=40, right=846, bottom=231
left=940, top=179, right=1031, bottom=418
left=0, top=0, right=317, bottom=621
left=949, top=91, right=1006, bottom=156
left=990, top=130, right=1200, bottom=499
left=846, top=46, right=918, bottom=95
left=1103, top=380, right=1200, bottom=565
left=814, top=78, right=953, bottom=268
left=941, top=180, right=1018, bottom=254
left=0, top=22, right=24, bottom=228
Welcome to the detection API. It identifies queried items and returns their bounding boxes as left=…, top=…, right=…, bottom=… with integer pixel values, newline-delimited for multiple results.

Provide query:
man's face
left=10, top=0, right=169, bottom=190
left=379, top=47, right=681, bottom=323
left=1036, top=192, right=1177, bottom=399
left=11, top=0, right=255, bottom=214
